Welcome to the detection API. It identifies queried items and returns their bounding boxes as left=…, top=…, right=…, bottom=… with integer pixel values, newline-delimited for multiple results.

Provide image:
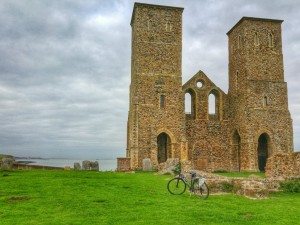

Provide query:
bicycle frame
left=179, top=173, right=206, bottom=192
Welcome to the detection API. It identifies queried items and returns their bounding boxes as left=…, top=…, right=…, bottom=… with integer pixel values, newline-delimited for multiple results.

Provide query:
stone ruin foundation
left=117, top=158, right=131, bottom=172
left=154, top=153, right=300, bottom=199
left=0, top=158, right=15, bottom=170
left=73, top=160, right=99, bottom=171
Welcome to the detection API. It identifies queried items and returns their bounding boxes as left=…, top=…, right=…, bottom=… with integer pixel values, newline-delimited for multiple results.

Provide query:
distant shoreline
left=16, top=160, right=36, bottom=164
left=13, top=158, right=117, bottom=171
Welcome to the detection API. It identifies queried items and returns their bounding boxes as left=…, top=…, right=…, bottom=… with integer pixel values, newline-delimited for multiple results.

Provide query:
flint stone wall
left=158, top=158, right=179, bottom=174
left=265, top=152, right=300, bottom=179
left=117, top=158, right=131, bottom=172
left=74, top=162, right=81, bottom=170
left=0, top=158, right=15, bottom=170
left=82, top=160, right=99, bottom=171
left=12, top=164, right=64, bottom=170
left=142, top=158, right=153, bottom=171
left=192, top=171, right=270, bottom=199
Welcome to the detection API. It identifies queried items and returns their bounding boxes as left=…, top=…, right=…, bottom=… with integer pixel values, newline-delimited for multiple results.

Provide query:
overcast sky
left=0, top=0, right=299, bottom=159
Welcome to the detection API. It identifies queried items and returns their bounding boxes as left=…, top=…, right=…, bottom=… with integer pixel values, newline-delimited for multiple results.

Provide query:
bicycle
left=167, top=170, right=209, bottom=200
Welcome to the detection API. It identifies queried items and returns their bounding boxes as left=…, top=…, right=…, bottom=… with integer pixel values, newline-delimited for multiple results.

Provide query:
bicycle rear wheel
left=167, top=178, right=186, bottom=195
left=193, top=179, right=209, bottom=200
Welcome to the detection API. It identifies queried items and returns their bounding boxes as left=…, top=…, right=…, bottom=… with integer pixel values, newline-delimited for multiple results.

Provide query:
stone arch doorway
left=157, top=132, right=171, bottom=163
left=257, top=133, right=269, bottom=172
left=233, top=130, right=241, bottom=172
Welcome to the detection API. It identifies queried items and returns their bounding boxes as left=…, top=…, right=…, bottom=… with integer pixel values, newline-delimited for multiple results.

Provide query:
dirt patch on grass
left=239, top=212, right=254, bottom=218
left=6, top=197, right=31, bottom=202
left=94, top=200, right=107, bottom=204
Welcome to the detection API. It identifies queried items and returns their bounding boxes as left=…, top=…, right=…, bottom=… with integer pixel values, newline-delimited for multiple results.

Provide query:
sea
left=15, top=158, right=117, bottom=171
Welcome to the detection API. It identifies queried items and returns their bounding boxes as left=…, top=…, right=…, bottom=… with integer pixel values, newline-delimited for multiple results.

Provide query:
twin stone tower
left=126, top=3, right=293, bottom=172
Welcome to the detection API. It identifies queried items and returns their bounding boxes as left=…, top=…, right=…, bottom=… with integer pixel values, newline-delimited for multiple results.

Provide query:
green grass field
left=213, top=172, right=265, bottom=178
left=0, top=170, right=299, bottom=225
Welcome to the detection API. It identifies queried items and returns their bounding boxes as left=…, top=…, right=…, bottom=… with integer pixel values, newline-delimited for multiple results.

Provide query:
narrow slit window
left=268, top=33, right=273, bottom=47
left=148, top=20, right=152, bottom=32
left=263, top=96, right=268, bottom=107
left=236, top=71, right=239, bottom=90
left=166, top=22, right=171, bottom=32
left=254, top=32, right=259, bottom=46
left=238, top=35, right=242, bottom=49
left=160, top=95, right=165, bottom=109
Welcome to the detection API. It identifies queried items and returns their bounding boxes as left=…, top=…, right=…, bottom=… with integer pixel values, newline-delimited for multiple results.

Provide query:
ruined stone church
left=126, top=2, right=294, bottom=172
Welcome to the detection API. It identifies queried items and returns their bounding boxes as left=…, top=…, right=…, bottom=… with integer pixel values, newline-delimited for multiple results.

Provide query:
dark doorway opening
left=257, top=133, right=269, bottom=172
left=157, top=132, right=171, bottom=163
left=233, top=131, right=241, bottom=172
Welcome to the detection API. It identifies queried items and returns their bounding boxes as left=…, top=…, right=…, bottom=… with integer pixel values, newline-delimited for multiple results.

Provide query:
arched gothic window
left=209, top=93, right=216, bottom=115
left=185, top=93, right=191, bottom=114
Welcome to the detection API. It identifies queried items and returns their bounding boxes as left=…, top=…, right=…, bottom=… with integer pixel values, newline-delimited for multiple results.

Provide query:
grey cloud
left=0, top=0, right=299, bottom=158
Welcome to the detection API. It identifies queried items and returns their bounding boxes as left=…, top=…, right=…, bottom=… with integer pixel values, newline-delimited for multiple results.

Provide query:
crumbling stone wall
left=265, top=152, right=300, bottom=179
left=117, top=158, right=131, bottom=172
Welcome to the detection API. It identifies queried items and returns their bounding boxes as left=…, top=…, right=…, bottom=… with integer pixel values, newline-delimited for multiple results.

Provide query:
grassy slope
left=0, top=170, right=299, bottom=225
left=0, top=154, right=14, bottom=159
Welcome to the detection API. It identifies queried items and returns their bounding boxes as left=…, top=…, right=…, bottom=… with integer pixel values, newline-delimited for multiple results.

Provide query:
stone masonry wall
left=265, top=152, right=300, bottom=179
left=226, top=17, right=293, bottom=171
left=127, top=3, right=186, bottom=169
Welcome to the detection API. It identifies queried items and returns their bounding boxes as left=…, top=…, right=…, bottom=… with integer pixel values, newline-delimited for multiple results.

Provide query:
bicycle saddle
left=189, top=171, right=196, bottom=177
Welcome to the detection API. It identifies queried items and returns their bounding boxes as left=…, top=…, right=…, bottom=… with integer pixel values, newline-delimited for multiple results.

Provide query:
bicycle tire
left=167, top=177, right=186, bottom=195
left=193, top=179, right=209, bottom=200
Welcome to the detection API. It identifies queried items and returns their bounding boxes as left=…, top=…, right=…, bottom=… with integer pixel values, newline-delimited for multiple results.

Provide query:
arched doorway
left=157, top=132, right=171, bottom=163
left=233, top=130, right=241, bottom=172
left=257, top=133, right=269, bottom=172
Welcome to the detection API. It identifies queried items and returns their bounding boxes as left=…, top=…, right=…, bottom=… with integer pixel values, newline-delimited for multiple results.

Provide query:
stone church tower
left=126, top=3, right=294, bottom=172
left=127, top=3, right=187, bottom=169
left=227, top=17, right=294, bottom=171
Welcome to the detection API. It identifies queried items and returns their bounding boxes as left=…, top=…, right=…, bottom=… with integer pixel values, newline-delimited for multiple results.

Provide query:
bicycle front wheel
left=193, top=179, right=209, bottom=200
left=167, top=178, right=186, bottom=195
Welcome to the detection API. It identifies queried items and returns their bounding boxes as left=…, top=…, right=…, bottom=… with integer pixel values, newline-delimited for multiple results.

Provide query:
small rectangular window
left=160, top=95, right=165, bottom=109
